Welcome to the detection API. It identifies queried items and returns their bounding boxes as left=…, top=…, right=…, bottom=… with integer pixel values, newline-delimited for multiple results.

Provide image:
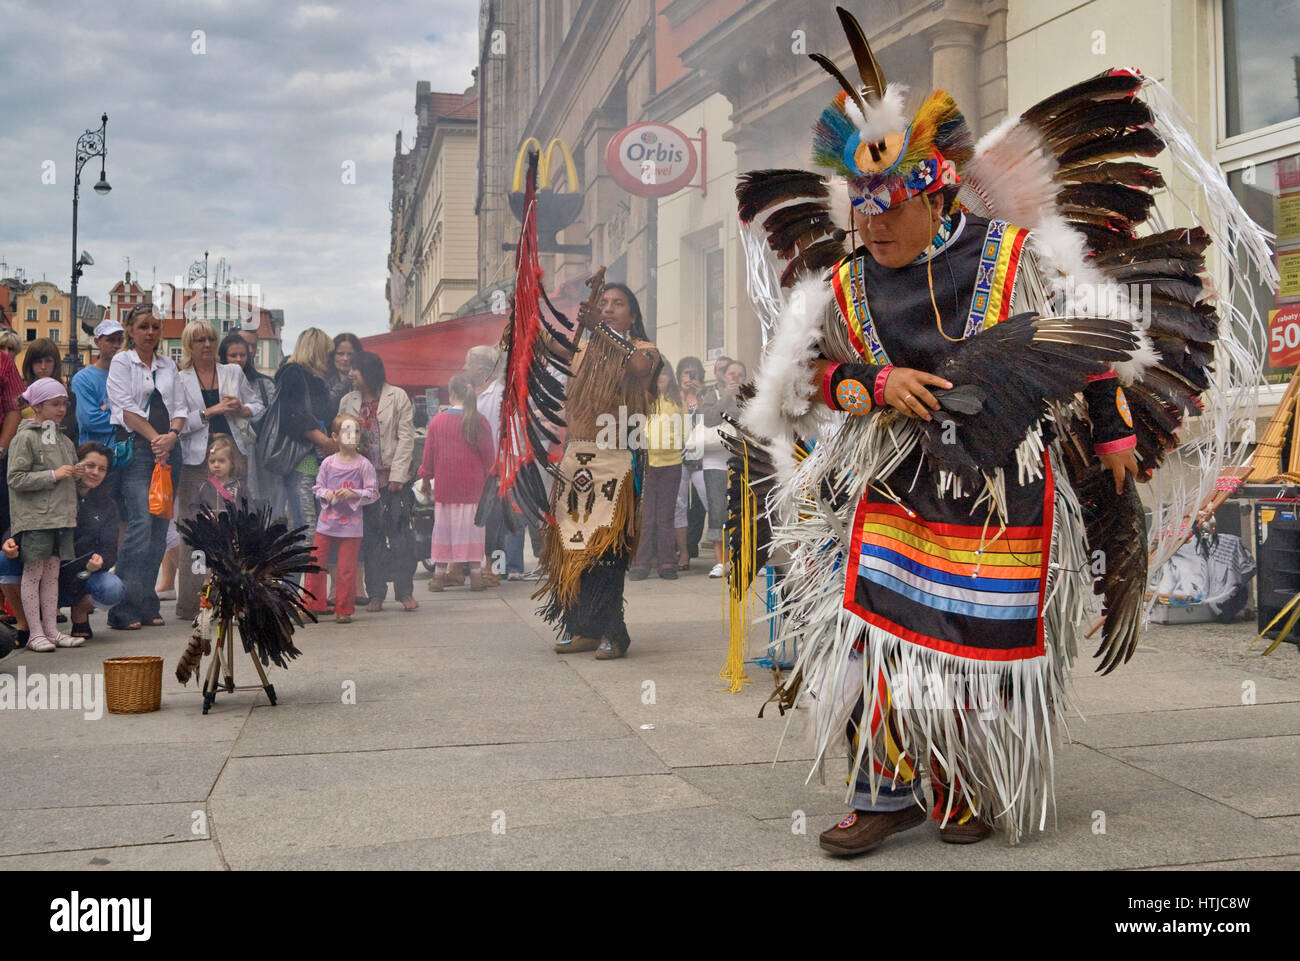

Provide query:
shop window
left=705, top=247, right=725, bottom=359
left=1223, top=0, right=1300, bottom=138
left=1229, top=152, right=1300, bottom=383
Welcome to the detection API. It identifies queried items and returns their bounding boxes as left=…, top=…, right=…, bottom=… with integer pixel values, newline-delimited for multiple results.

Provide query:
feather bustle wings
left=966, top=67, right=1239, bottom=671
left=489, top=151, right=578, bottom=527
left=736, top=170, right=847, bottom=288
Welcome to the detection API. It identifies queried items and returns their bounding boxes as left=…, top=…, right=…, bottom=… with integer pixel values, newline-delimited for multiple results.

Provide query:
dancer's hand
left=575, top=300, right=599, bottom=330
left=1099, top=448, right=1139, bottom=494
left=883, top=368, right=952, bottom=421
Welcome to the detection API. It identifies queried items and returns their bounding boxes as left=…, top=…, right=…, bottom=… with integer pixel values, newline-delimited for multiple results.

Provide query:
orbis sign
left=604, top=122, right=699, bottom=197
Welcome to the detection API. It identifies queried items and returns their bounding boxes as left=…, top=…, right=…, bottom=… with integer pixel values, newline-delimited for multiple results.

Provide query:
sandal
left=71, top=621, right=93, bottom=639
left=399, top=597, right=419, bottom=612
left=26, top=635, right=56, bottom=653
left=143, top=617, right=165, bottom=627
left=112, top=621, right=142, bottom=631
left=366, top=599, right=383, bottom=613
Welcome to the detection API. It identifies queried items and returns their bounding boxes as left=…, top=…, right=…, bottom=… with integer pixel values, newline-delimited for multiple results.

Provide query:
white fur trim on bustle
left=965, top=117, right=1059, bottom=230
left=741, top=275, right=834, bottom=444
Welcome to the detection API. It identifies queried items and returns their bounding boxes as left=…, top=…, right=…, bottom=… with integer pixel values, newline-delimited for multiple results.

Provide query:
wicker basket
left=103, top=656, right=164, bottom=715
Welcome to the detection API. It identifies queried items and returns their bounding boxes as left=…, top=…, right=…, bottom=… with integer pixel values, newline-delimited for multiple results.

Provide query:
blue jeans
left=280, top=469, right=319, bottom=532
left=504, top=517, right=542, bottom=574
left=61, top=571, right=126, bottom=610
left=109, top=447, right=173, bottom=627
left=278, top=469, right=319, bottom=586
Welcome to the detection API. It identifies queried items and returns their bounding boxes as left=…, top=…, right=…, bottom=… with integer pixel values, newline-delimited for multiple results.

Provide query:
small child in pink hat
left=7, top=378, right=83, bottom=651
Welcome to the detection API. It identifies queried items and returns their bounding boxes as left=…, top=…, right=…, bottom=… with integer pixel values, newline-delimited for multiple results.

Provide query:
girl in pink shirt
left=306, top=414, right=378, bottom=622
left=419, top=375, right=494, bottom=592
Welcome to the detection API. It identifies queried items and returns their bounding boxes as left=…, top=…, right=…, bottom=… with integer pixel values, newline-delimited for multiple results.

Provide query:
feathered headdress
left=810, top=6, right=973, bottom=213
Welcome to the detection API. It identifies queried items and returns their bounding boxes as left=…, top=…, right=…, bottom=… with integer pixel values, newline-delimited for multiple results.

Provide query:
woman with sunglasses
left=174, top=320, right=262, bottom=620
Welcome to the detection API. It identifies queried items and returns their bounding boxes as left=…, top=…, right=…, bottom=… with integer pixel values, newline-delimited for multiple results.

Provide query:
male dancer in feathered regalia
left=735, top=7, right=1276, bottom=852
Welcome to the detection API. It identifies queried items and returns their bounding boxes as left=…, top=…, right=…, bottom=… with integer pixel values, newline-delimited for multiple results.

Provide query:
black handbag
left=255, top=391, right=311, bottom=476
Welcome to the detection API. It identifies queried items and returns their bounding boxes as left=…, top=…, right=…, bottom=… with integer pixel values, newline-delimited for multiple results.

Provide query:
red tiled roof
left=428, top=90, right=477, bottom=122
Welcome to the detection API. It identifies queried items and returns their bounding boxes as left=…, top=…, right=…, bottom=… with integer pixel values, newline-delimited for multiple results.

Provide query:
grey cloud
left=0, top=0, right=480, bottom=346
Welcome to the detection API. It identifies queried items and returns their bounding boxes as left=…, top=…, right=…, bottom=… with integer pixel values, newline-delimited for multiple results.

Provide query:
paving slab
left=1104, top=735, right=1300, bottom=818
left=214, top=773, right=716, bottom=866
left=0, top=688, right=248, bottom=746
left=1069, top=701, right=1300, bottom=749
left=233, top=805, right=797, bottom=870
left=228, top=671, right=629, bottom=756
left=0, top=840, right=222, bottom=871
left=211, top=737, right=668, bottom=799
left=675, top=760, right=853, bottom=820
left=1137, top=854, right=1300, bottom=870
left=0, top=802, right=205, bottom=857
left=1068, top=667, right=1300, bottom=715
left=632, top=715, right=818, bottom=767
left=749, top=743, right=1300, bottom=869
left=0, top=742, right=233, bottom=810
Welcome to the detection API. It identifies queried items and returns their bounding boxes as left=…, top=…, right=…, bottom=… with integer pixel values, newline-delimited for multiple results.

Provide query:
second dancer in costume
left=540, top=281, right=661, bottom=660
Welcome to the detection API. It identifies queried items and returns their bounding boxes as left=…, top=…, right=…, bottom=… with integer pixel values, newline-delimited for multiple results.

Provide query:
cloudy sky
left=0, top=0, right=480, bottom=348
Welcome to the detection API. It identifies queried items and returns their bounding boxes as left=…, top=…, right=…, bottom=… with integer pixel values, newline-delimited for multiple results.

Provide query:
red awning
left=359, top=311, right=507, bottom=395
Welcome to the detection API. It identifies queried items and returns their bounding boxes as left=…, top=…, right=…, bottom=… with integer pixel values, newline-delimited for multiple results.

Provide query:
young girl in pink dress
left=419, top=375, right=494, bottom=592
left=306, top=414, right=378, bottom=622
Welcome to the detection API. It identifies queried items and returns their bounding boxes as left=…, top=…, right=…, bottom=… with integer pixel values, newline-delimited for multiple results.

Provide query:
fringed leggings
left=846, top=683, right=981, bottom=827
left=21, top=557, right=63, bottom=643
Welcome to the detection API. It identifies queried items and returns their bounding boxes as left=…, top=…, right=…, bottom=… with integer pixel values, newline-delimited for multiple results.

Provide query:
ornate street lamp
left=68, top=113, right=110, bottom=375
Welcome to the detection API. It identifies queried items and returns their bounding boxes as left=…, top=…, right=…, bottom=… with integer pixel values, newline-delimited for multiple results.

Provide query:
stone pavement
left=1, top=567, right=1298, bottom=871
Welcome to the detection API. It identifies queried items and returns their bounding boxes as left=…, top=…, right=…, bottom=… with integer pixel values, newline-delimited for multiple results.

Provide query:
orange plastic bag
left=148, top=463, right=174, bottom=519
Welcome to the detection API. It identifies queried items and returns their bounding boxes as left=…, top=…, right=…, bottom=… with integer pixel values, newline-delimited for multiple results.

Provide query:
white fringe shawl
left=761, top=413, right=1091, bottom=843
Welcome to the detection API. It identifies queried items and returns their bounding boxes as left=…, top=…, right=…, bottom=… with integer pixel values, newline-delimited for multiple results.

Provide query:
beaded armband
left=835, top=378, right=873, bottom=415
left=594, top=322, right=635, bottom=361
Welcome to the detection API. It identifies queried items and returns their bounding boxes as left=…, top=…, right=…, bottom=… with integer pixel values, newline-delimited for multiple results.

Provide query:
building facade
left=11, top=280, right=97, bottom=370
left=388, top=82, right=481, bottom=329
left=106, top=270, right=150, bottom=325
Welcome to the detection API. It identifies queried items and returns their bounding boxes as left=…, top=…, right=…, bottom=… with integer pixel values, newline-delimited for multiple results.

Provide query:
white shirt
left=477, top=378, right=505, bottom=446
left=177, top=363, right=265, bottom=464
left=106, top=348, right=189, bottom=432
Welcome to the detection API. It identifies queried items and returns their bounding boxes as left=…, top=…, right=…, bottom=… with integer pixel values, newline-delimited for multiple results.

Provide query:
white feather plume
left=741, top=275, right=833, bottom=443
left=965, top=116, right=1059, bottom=229
left=851, top=84, right=907, bottom=143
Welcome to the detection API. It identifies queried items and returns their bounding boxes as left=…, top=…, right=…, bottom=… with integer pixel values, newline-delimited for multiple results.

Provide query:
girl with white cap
left=6, top=378, right=82, bottom=651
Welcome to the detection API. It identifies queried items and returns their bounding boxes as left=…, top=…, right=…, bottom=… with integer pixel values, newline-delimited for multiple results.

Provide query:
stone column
left=928, top=20, right=983, bottom=138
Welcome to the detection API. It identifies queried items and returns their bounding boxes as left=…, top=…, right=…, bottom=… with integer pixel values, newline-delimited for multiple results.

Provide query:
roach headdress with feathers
left=810, top=6, right=972, bottom=214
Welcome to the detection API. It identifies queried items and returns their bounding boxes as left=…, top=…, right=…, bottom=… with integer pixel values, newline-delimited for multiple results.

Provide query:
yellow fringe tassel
left=720, top=438, right=756, bottom=693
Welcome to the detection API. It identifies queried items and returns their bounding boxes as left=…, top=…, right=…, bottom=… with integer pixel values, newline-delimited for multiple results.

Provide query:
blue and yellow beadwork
left=835, top=378, right=873, bottom=415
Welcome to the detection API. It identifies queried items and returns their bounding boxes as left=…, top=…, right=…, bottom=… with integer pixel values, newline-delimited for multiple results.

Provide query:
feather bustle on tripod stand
left=175, top=500, right=320, bottom=712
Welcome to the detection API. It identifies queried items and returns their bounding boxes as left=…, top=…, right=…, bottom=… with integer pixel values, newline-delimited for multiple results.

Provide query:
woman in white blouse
left=105, top=304, right=189, bottom=629
left=174, top=320, right=263, bottom=619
